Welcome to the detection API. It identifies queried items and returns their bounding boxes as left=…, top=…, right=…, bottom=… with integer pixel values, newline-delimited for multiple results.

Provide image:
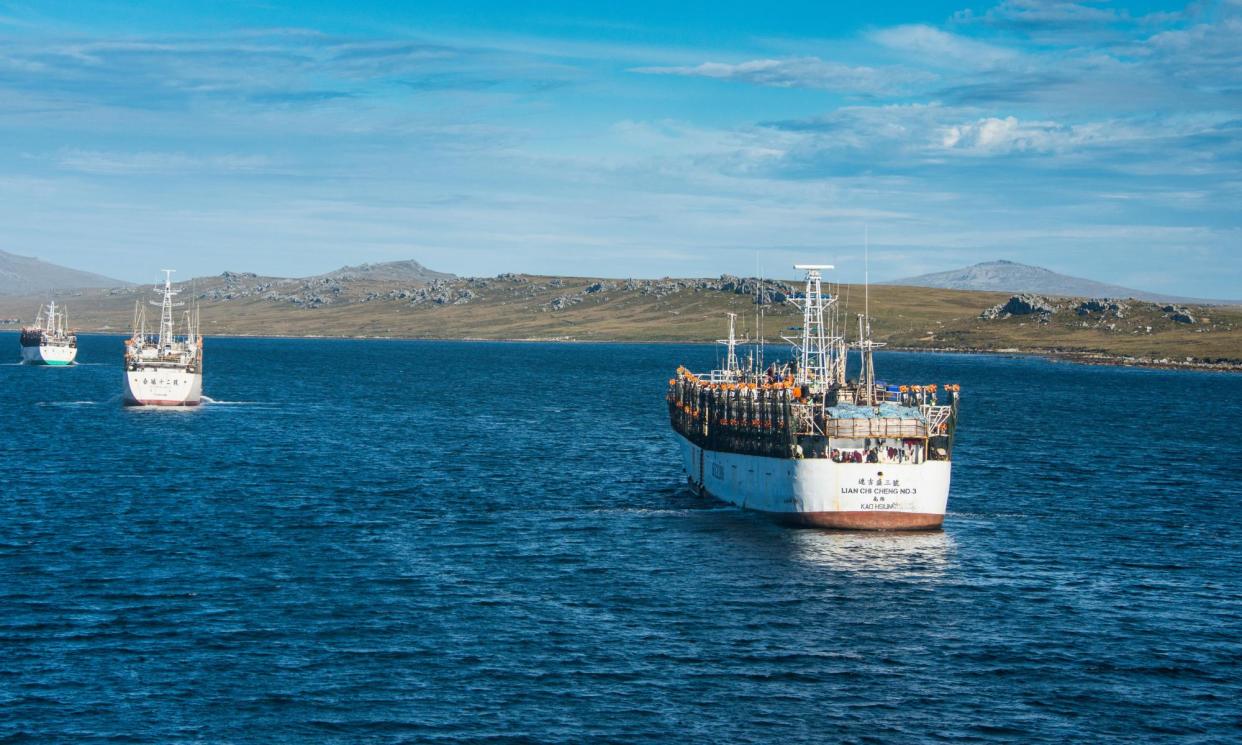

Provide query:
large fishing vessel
left=123, top=270, right=203, bottom=407
left=667, top=264, right=961, bottom=530
left=19, top=301, right=77, bottom=365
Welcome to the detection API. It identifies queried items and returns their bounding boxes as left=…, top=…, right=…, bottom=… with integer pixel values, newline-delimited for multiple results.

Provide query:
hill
left=0, top=272, right=1237, bottom=370
left=0, top=249, right=130, bottom=295
left=311, top=260, right=454, bottom=283
left=885, top=260, right=1229, bottom=304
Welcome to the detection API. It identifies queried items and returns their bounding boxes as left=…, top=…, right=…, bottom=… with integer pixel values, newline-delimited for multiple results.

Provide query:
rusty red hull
left=777, top=510, right=944, bottom=531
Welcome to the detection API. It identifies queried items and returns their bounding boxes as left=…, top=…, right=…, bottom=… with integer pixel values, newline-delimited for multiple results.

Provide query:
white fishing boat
left=667, top=263, right=961, bottom=530
left=123, top=270, right=203, bottom=407
left=19, top=301, right=77, bottom=365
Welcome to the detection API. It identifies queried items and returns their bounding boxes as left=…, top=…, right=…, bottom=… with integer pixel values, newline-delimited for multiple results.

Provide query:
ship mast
left=151, top=270, right=184, bottom=350
left=854, top=229, right=886, bottom=406
left=786, top=264, right=842, bottom=388
left=718, top=312, right=740, bottom=378
left=755, top=253, right=764, bottom=374
left=132, top=301, right=146, bottom=343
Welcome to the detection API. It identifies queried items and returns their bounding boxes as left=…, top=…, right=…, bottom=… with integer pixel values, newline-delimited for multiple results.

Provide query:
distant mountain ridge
left=885, top=260, right=1232, bottom=304
left=310, top=259, right=454, bottom=283
left=0, top=249, right=131, bottom=295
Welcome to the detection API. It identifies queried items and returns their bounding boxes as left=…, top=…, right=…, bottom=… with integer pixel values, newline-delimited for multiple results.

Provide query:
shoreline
left=888, top=345, right=1242, bottom=372
left=4, top=328, right=1237, bottom=373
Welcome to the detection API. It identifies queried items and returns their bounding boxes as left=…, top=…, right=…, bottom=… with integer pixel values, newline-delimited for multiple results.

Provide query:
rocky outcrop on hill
left=198, top=271, right=279, bottom=301
left=980, top=294, right=1057, bottom=320
left=976, top=294, right=1231, bottom=338
left=713, top=275, right=794, bottom=304
left=407, top=280, right=475, bottom=306
left=543, top=295, right=582, bottom=311
left=536, top=274, right=796, bottom=311
left=314, top=260, right=453, bottom=284
left=1075, top=299, right=1127, bottom=318
left=1161, top=305, right=1196, bottom=324
left=163, top=270, right=801, bottom=315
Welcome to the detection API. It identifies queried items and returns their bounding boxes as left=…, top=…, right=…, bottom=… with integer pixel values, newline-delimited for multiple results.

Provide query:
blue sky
left=0, top=1, right=1238, bottom=295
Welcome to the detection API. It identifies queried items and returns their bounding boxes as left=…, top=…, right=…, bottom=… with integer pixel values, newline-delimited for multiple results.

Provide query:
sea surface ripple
left=1, top=334, right=1240, bottom=743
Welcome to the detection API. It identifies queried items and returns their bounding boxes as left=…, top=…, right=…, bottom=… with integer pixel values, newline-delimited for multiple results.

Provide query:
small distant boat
left=19, top=300, right=78, bottom=365
left=123, top=270, right=203, bottom=407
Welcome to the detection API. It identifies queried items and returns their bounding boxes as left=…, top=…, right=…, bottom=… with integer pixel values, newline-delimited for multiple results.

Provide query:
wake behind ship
left=123, top=270, right=203, bottom=407
left=19, top=300, right=77, bottom=365
left=667, top=264, right=961, bottom=530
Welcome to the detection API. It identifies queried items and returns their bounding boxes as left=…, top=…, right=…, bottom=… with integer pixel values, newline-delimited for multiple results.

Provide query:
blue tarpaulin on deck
left=828, top=403, right=925, bottom=420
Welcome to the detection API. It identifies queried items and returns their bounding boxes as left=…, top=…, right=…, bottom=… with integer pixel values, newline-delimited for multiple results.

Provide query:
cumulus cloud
left=938, top=116, right=1075, bottom=152
left=632, top=57, right=933, bottom=94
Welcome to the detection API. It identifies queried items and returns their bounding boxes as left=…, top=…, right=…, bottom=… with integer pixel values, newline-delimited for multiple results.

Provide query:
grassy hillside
left=1, top=273, right=1238, bottom=368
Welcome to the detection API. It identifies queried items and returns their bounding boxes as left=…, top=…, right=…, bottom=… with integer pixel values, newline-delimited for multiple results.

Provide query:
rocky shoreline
left=891, top=345, right=1242, bottom=372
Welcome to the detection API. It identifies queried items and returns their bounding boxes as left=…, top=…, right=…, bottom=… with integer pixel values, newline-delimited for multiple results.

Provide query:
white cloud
left=869, top=24, right=1019, bottom=67
left=937, top=116, right=1068, bottom=152
left=954, top=1, right=1125, bottom=30
left=632, top=57, right=933, bottom=94
left=56, top=149, right=273, bottom=175
left=933, top=114, right=1234, bottom=159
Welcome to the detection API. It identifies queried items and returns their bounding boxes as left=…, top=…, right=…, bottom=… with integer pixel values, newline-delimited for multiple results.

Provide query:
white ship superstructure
left=123, top=270, right=203, bottom=407
left=667, top=264, right=961, bottom=530
left=19, top=301, right=77, bottom=365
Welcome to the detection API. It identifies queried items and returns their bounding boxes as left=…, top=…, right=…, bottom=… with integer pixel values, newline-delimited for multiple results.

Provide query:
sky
left=0, top=1, right=1239, bottom=295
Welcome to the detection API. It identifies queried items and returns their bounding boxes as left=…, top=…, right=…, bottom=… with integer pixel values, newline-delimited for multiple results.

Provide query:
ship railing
left=696, top=369, right=744, bottom=384
left=921, top=405, right=953, bottom=434
left=791, top=404, right=822, bottom=436
left=127, top=354, right=195, bottom=366
left=823, top=418, right=930, bottom=439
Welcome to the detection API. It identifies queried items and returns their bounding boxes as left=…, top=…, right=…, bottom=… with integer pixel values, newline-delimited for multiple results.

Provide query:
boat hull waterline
left=123, top=368, right=203, bottom=407
left=20, top=344, right=77, bottom=366
left=676, top=431, right=950, bottom=531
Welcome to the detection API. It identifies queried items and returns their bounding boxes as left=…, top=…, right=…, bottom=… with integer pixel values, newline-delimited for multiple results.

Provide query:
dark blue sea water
left=1, top=333, right=1240, bottom=744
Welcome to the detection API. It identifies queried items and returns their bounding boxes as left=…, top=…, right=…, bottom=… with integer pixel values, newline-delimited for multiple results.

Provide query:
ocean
left=2, top=333, right=1240, bottom=743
